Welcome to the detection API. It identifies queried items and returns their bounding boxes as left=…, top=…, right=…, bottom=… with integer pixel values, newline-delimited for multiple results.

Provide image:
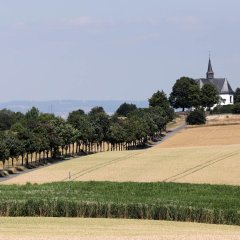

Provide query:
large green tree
left=149, top=90, right=170, bottom=110
left=200, top=83, right=219, bottom=110
left=169, top=77, right=201, bottom=111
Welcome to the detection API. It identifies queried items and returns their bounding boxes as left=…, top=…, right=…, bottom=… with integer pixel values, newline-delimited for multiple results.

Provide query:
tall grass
left=0, top=182, right=239, bottom=225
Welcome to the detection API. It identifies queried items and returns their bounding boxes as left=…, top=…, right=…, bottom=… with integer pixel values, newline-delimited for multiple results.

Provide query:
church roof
left=196, top=78, right=234, bottom=94
left=196, top=58, right=234, bottom=95
left=207, top=58, right=214, bottom=73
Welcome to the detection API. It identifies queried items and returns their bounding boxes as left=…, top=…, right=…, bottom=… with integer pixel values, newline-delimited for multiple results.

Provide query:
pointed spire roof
left=206, top=58, right=214, bottom=79
left=208, top=58, right=213, bottom=72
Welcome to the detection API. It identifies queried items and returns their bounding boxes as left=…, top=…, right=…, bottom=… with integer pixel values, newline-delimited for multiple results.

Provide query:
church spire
left=206, top=58, right=214, bottom=79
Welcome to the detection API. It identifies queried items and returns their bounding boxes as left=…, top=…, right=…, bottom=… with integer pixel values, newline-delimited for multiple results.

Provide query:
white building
left=196, top=58, right=234, bottom=106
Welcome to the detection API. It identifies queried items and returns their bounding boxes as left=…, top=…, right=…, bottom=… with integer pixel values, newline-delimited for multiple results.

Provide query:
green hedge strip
left=0, top=182, right=239, bottom=225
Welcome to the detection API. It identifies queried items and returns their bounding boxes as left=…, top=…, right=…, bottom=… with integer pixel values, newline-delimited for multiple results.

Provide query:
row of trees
left=0, top=92, right=174, bottom=169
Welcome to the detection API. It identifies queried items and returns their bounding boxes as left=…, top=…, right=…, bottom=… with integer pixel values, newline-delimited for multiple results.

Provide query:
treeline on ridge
left=0, top=91, right=174, bottom=169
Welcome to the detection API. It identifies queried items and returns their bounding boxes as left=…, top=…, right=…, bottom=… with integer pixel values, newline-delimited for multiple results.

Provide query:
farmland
left=3, top=124, right=240, bottom=185
left=0, top=217, right=240, bottom=240
left=0, top=182, right=240, bottom=225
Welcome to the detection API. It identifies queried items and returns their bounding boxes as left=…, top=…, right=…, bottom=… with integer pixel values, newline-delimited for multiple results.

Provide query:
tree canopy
left=200, top=83, right=219, bottom=110
left=115, top=103, right=137, bottom=117
left=169, top=77, right=200, bottom=111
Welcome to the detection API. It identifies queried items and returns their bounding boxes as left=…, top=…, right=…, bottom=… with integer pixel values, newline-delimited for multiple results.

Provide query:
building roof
left=196, top=58, right=234, bottom=95
left=196, top=78, right=234, bottom=94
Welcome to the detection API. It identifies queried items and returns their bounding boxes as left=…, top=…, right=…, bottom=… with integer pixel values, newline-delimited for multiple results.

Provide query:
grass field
left=0, top=217, right=240, bottom=240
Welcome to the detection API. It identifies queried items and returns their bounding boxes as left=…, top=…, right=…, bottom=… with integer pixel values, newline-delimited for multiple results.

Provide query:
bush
left=186, top=109, right=206, bottom=125
left=232, top=103, right=240, bottom=114
left=211, top=105, right=234, bottom=114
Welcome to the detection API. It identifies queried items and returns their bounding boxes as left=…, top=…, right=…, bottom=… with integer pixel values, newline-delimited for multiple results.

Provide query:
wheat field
left=0, top=217, right=239, bottom=240
left=2, top=124, right=240, bottom=185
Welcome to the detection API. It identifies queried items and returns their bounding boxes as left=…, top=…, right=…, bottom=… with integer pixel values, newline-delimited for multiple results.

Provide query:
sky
left=0, top=0, right=240, bottom=102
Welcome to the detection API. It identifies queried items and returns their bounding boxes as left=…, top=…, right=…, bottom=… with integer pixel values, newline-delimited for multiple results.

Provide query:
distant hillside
left=0, top=100, right=148, bottom=118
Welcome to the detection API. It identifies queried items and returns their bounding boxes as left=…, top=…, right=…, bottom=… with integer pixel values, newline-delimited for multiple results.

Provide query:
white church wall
left=219, top=94, right=234, bottom=105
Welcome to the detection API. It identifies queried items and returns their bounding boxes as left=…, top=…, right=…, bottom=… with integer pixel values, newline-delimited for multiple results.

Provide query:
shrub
left=211, top=105, right=234, bottom=114
left=186, top=109, right=206, bottom=125
left=232, top=103, right=240, bottom=114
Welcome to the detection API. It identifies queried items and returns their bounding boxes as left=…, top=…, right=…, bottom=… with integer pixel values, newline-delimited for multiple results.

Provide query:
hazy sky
left=0, top=0, right=240, bottom=101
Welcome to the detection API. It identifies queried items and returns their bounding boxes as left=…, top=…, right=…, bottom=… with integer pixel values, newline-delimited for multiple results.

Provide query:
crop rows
left=0, top=182, right=240, bottom=225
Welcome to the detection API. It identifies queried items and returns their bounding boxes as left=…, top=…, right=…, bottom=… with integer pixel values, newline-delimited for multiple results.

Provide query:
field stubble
left=0, top=217, right=240, bottom=240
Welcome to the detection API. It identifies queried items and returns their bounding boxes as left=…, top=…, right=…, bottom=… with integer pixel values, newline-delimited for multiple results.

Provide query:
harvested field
left=2, top=144, right=240, bottom=185
left=160, top=124, right=240, bottom=148
left=2, top=124, right=240, bottom=185
left=206, top=114, right=240, bottom=125
left=0, top=217, right=239, bottom=240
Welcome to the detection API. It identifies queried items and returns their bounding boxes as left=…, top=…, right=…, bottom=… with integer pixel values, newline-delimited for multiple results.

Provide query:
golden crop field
left=159, top=124, right=240, bottom=148
left=0, top=217, right=239, bottom=240
left=2, top=124, right=240, bottom=185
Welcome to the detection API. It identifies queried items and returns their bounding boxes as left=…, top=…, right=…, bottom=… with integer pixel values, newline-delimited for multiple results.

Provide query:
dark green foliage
left=169, top=77, right=201, bottom=111
left=186, top=109, right=206, bottom=125
left=0, top=109, right=17, bottom=131
left=200, top=83, right=219, bottom=110
left=115, top=102, right=137, bottom=117
left=67, top=109, right=85, bottom=127
left=0, top=92, right=175, bottom=166
left=234, top=88, right=240, bottom=103
left=149, top=90, right=170, bottom=110
left=232, top=103, right=240, bottom=114
left=211, top=105, right=234, bottom=114
left=0, top=182, right=239, bottom=225
left=212, top=103, right=240, bottom=115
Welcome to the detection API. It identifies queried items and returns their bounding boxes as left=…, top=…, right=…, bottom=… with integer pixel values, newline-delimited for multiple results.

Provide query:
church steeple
left=206, top=58, right=214, bottom=79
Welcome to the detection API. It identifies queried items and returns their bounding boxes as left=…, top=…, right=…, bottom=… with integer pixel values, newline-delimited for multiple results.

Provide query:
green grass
left=0, top=181, right=240, bottom=225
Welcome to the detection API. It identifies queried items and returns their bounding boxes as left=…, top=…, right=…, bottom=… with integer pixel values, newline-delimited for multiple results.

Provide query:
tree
left=25, top=107, right=40, bottom=129
left=5, top=133, right=25, bottom=166
left=232, top=103, right=240, bottom=114
left=89, top=106, right=105, bottom=116
left=169, top=77, right=200, bottom=111
left=149, top=90, right=170, bottom=111
left=67, top=109, right=85, bottom=127
left=0, top=136, right=9, bottom=169
left=0, top=109, right=15, bottom=131
left=234, top=88, right=240, bottom=103
left=186, top=109, right=206, bottom=125
left=115, top=103, right=137, bottom=117
left=88, top=108, right=110, bottom=151
left=200, top=83, right=219, bottom=110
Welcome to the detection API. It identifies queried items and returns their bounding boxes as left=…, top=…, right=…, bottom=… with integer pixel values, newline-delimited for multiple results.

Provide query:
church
left=196, top=58, right=234, bottom=106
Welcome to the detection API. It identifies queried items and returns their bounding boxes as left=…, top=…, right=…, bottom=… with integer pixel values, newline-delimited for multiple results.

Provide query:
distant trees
left=115, top=103, right=137, bottom=117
